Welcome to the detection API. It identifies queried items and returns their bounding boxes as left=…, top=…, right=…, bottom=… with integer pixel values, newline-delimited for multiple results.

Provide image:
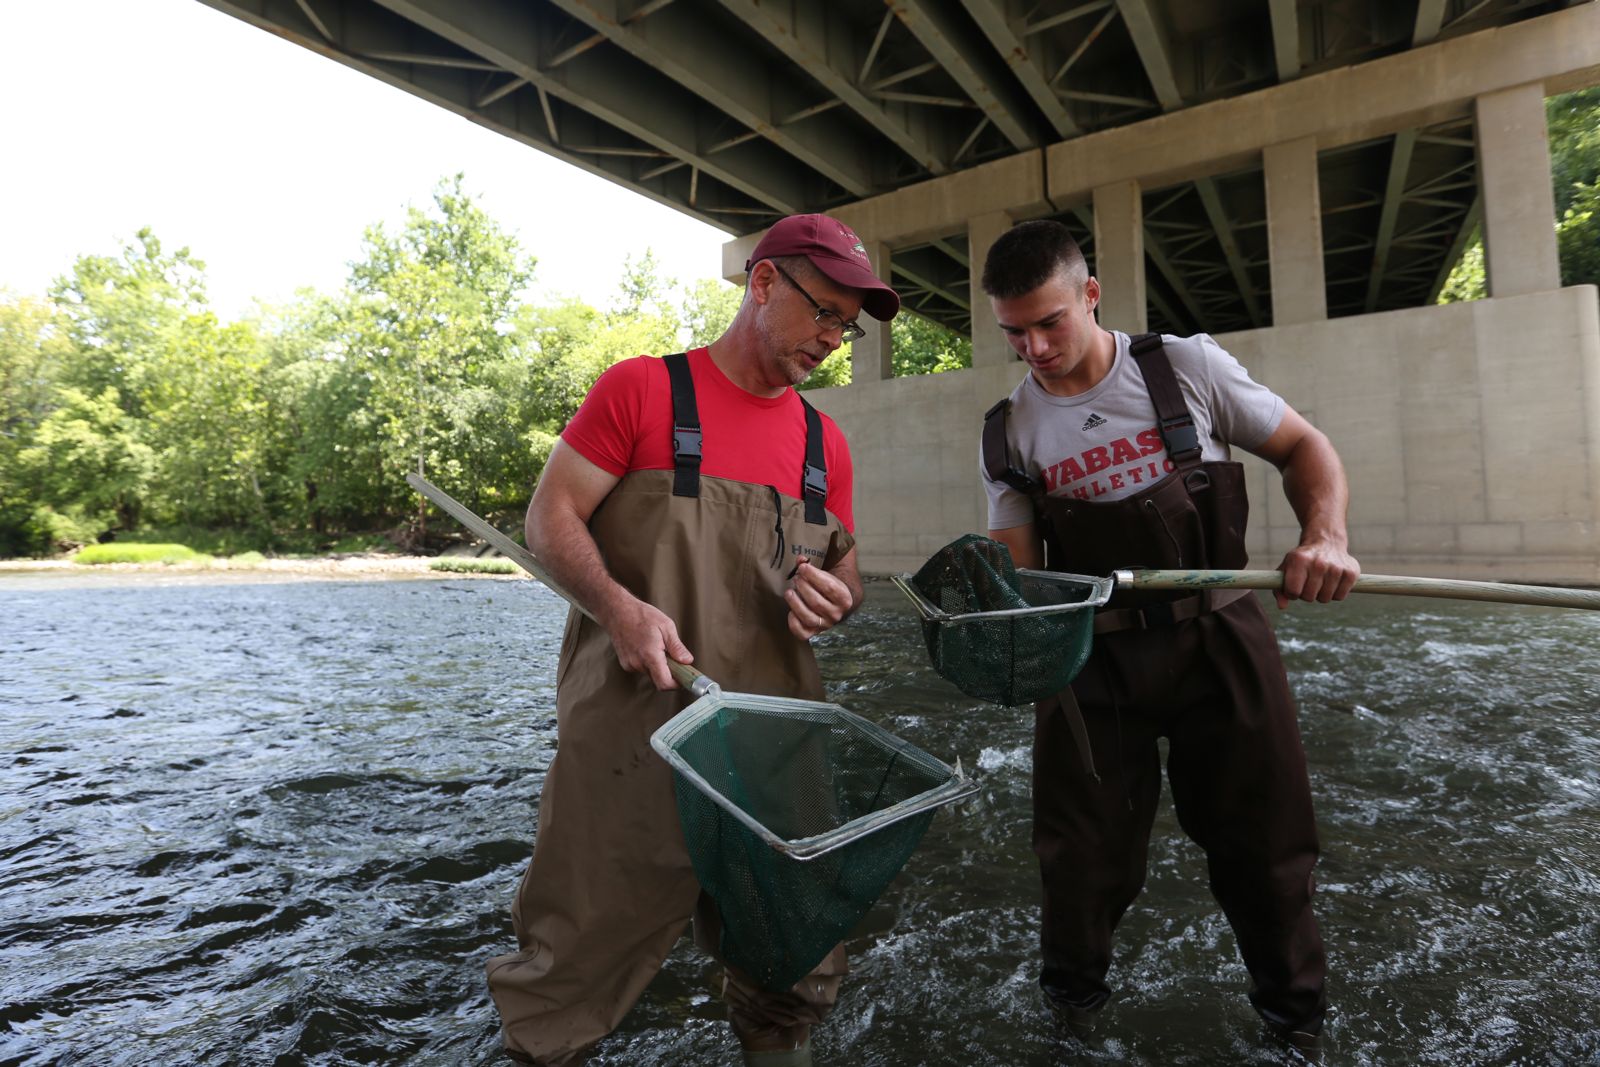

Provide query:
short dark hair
left=981, top=220, right=1088, bottom=299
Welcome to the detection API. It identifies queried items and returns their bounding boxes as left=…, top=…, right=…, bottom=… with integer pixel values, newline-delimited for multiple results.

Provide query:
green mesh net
left=651, top=695, right=976, bottom=992
left=893, top=534, right=1113, bottom=706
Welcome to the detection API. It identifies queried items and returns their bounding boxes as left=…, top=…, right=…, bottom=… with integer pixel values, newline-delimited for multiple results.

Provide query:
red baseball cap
left=745, top=213, right=900, bottom=321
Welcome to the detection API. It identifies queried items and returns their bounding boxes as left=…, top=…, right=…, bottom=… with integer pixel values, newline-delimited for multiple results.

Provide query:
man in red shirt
left=487, top=214, right=899, bottom=1066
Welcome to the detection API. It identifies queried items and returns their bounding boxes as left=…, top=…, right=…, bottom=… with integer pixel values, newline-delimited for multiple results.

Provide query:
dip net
left=891, top=534, right=1112, bottom=706
left=651, top=695, right=976, bottom=992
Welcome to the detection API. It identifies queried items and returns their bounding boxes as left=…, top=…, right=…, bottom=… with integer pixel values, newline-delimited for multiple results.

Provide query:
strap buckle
left=1159, top=415, right=1201, bottom=460
left=803, top=462, right=828, bottom=498
left=672, top=425, right=702, bottom=462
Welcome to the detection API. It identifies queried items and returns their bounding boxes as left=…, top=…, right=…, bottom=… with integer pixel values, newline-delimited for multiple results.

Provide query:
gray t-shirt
left=983, top=331, right=1285, bottom=529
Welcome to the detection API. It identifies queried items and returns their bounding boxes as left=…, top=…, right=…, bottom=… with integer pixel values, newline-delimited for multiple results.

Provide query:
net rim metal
left=890, top=568, right=1114, bottom=624
left=649, top=692, right=979, bottom=862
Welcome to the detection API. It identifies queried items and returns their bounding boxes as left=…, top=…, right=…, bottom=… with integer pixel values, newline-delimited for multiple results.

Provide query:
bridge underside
left=200, top=0, right=1600, bottom=580
left=201, top=0, right=1586, bottom=337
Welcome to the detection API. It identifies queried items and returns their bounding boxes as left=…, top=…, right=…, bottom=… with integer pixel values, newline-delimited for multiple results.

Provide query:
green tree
left=140, top=314, right=277, bottom=530
left=1547, top=88, right=1600, bottom=292
left=515, top=298, right=606, bottom=430
left=511, top=271, right=678, bottom=433
left=615, top=249, right=675, bottom=319
left=338, top=174, right=535, bottom=532
left=797, top=347, right=853, bottom=391
left=892, top=313, right=973, bottom=376
left=0, top=296, right=66, bottom=447
left=14, top=386, right=154, bottom=536
left=15, top=230, right=221, bottom=543
left=0, top=296, right=74, bottom=554
left=798, top=312, right=973, bottom=390
left=50, top=228, right=208, bottom=419
left=1557, top=183, right=1600, bottom=288
left=680, top=278, right=742, bottom=349
left=1547, top=88, right=1600, bottom=217
left=1437, top=235, right=1486, bottom=304
left=265, top=297, right=386, bottom=535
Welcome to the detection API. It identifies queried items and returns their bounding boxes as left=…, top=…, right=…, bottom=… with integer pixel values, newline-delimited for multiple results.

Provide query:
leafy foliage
left=1557, top=185, right=1600, bottom=289
left=1547, top=88, right=1600, bottom=218
left=338, top=174, right=536, bottom=529
left=1439, top=88, right=1600, bottom=304
left=892, top=313, right=972, bottom=377
left=680, top=279, right=742, bottom=350
left=2, top=178, right=867, bottom=555
left=797, top=347, right=853, bottom=391
left=1437, top=237, right=1486, bottom=304
left=794, top=311, right=973, bottom=390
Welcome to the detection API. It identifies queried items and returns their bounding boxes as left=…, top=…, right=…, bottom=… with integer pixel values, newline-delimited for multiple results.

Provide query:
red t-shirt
left=561, top=347, right=855, bottom=531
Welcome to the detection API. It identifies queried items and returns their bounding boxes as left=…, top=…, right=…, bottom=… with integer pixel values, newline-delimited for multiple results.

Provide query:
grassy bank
left=73, top=543, right=215, bottom=565
left=101, top=526, right=398, bottom=557
left=2, top=526, right=524, bottom=579
left=428, top=558, right=517, bottom=575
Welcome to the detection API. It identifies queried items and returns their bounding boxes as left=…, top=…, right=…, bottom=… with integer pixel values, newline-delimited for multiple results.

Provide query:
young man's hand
left=1276, top=536, right=1360, bottom=608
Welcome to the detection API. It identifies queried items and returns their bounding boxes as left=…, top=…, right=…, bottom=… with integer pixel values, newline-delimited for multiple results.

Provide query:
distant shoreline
left=0, top=554, right=523, bottom=585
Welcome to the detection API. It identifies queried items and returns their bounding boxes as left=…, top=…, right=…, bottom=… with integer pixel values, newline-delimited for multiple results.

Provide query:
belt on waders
left=1092, top=587, right=1252, bottom=633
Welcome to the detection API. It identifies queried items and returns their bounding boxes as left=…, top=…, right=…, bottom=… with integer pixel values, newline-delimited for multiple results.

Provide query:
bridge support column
left=1476, top=82, right=1560, bottom=297
left=852, top=240, right=893, bottom=381
left=1093, top=180, right=1146, bottom=333
left=1264, top=136, right=1328, bottom=325
left=967, top=210, right=1013, bottom=367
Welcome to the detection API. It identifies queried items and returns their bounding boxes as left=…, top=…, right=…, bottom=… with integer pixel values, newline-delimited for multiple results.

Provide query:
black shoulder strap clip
left=662, top=353, right=700, bottom=498
left=1127, top=333, right=1202, bottom=468
left=982, top=396, right=1042, bottom=495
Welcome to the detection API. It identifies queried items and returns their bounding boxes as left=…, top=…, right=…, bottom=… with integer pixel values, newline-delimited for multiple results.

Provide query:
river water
left=2, top=572, right=1597, bottom=1066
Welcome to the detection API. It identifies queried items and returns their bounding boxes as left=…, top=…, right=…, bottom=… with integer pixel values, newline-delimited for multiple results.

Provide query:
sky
left=0, top=0, right=731, bottom=319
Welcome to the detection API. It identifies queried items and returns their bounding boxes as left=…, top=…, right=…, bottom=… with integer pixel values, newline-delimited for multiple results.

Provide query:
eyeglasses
left=769, top=262, right=866, bottom=343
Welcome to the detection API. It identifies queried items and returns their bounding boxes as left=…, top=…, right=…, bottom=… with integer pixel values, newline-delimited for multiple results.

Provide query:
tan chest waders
left=423, top=353, right=972, bottom=1064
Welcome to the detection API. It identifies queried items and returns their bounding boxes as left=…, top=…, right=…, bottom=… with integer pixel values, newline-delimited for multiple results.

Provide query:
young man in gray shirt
left=978, top=220, right=1359, bottom=1052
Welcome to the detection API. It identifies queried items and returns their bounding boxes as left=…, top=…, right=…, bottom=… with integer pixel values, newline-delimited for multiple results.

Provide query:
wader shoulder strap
left=798, top=395, right=827, bottom=526
left=663, top=352, right=700, bottom=499
left=982, top=397, right=1043, bottom=496
left=1128, top=333, right=1203, bottom=472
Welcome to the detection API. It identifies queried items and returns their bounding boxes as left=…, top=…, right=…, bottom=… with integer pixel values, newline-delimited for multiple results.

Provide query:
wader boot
left=1044, top=988, right=1110, bottom=1040
left=487, top=354, right=854, bottom=1065
left=984, top=333, right=1327, bottom=1038
left=1271, top=1018, right=1326, bottom=1062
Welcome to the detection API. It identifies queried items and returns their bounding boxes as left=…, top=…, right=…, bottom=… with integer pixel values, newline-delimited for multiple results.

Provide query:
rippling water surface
left=2, top=571, right=1598, bottom=1066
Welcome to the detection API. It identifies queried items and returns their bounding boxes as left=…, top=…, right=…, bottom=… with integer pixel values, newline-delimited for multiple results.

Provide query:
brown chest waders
left=487, top=355, right=855, bottom=1064
left=983, top=334, right=1327, bottom=1035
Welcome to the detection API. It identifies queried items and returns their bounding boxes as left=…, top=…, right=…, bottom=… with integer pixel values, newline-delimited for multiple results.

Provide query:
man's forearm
left=1279, top=429, right=1350, bottom=547
left=525, top=501, right=636, bottom=627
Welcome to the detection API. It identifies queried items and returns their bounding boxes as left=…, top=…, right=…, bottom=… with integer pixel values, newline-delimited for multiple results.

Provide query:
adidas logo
left=1082, top=413, right=1107, bottom=431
